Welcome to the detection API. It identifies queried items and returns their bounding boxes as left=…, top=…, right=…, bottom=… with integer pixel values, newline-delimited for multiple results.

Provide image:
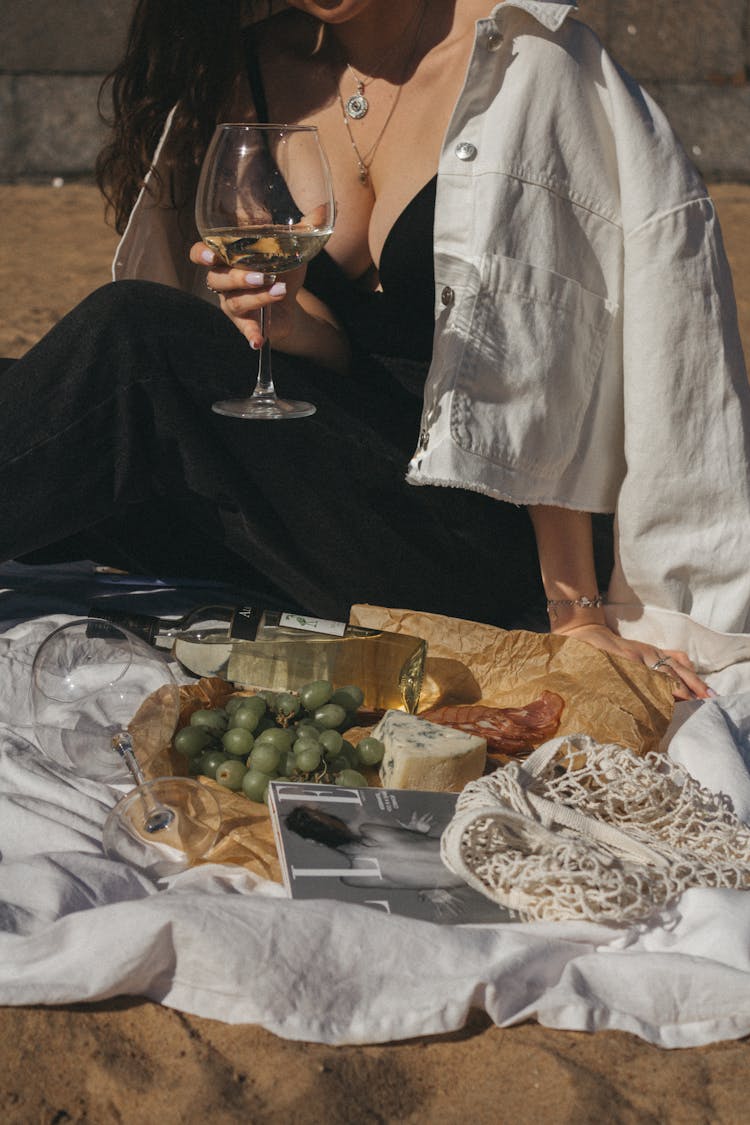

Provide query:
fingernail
left=706, top=687, right=718, bottom=698
left=200, top=249, right=215, bottom=264
left=244, top=271, right=264, bottom=285
left=268, top=281, right=287, bottom=297
left=249, top=339, right=261, bottom=351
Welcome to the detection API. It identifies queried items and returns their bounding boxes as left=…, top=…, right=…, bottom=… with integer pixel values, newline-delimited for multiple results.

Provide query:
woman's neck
left=323, top=0, right=492, bottom=79
left=325, top=0, right=438, bottom=78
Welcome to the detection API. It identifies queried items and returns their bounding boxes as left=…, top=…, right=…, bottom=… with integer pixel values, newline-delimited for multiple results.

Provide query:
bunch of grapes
left=172, top=679, right=385, bottom=804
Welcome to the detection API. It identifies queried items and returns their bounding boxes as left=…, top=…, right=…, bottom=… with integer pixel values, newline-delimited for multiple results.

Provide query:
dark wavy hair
left=95, top=0, right=249, bottom=233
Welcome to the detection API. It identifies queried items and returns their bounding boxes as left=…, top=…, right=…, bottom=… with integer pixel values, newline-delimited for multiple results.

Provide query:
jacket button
left=455, top=141, right=477, bottom=161
left=440, top=286, right=455, bottom=306
left=418, top=428, right=429, bottom=451
left=486, top=31, right=504, bottom=50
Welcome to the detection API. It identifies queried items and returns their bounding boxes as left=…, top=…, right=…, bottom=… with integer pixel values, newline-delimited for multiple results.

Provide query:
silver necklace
left=339, top=1, right=426, bottom=120
left=335, top=1, right=427, bottom=185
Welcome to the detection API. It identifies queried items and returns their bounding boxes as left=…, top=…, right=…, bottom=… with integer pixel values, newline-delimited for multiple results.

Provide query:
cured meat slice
left=420, top=691, right=564, bottom=756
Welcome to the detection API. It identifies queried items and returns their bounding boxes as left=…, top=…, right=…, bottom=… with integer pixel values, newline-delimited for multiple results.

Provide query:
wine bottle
left=90, top=605, right=426, bottom=713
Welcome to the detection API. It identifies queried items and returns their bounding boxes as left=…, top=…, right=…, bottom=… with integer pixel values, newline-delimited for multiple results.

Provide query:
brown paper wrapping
left=133, top=607, right=674, bottom=881
left=133, top=676, right=281, bottom=881
left=349, top=605, right=675, bottom=757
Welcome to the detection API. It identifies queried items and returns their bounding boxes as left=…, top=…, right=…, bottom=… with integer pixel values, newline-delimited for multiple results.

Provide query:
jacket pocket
left=449, top=254, right=617, bottom=476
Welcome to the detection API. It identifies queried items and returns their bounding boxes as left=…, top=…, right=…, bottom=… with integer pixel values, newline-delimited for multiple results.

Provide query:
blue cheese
left=374, top=710, right=486, bottom=792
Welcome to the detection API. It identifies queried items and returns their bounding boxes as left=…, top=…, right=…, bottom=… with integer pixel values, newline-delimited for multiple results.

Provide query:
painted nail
left=706, top=687, right=718, bottom=698
left=200, top=248, right=215, bottom=264
left=244, top=271, right=264, bottom=285
left=249, top=339, right=261, bottom=350
left=268, top=281, right=287, bottom=297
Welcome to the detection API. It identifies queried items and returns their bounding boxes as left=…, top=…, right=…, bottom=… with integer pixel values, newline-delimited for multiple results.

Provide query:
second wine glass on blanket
left=195, top=123, right=336, bottom=420
left=30, top=618, right=220, bottom=876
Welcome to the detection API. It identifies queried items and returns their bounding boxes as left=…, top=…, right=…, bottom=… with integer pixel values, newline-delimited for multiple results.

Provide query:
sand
left=2, top=181, right=750, bottom=1123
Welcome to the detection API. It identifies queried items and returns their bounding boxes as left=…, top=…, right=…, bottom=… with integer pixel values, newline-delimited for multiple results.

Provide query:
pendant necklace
left=335, top=0, right=427, bottom=186
left=340, top=0, right=426, bottom=121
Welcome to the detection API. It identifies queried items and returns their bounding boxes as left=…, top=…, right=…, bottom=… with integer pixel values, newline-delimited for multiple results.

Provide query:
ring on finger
left=650, top=655, right=672, bottom=671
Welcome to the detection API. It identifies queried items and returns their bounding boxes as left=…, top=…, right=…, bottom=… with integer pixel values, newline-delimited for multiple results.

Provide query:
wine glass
left=195, top=123, right=336, bottom=420
left=102, top=776, right=221, bottom=880
left=30, top=618, right=221, bottom=875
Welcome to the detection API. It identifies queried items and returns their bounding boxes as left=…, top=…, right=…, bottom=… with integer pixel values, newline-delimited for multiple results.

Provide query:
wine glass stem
left=113, top=732, right=146, bottom=787
left=112, top=733, right=174, bottom=833
left=252, top=304, right=277, bottom=401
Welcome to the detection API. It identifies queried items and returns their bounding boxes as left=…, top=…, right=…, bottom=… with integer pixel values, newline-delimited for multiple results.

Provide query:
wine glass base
left=212, top=397, right=316, bottom=420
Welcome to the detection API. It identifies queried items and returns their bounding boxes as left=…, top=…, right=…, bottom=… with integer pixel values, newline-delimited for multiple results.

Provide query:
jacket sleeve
left=611, top=193, right=750, bottom=634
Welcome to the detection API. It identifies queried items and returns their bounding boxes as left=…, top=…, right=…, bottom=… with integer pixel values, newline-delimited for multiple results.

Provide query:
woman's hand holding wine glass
left=189, top=250, right=308, bottom=350
left=194, top=124, right=336, bottom=420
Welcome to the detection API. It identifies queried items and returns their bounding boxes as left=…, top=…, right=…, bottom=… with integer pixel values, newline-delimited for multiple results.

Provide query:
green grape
left=313, top=703, right=347, bottom=730
left=279, top=750, right=298, bottom=777
left=215, top=758, right=247, bottom=790
left=255, top=726, right=294, bottom=753
left=256, top=690, right=278, bottom=709
left=295, top=745, right=322, bottom=773
left=299, top=679, right=334, bottom=712
left=249, top=743, right=282, bottom=775
left=293, top=735, right=320, bottom=757
left=318, top=729, right=343, bottom=757
left=224, top=695, right=249, bottom=715
left=239, top=694, right=268, bottom=715
left=275, top=692, right=301, bottom=719
left=334, top=769, right=368, bottom=788
left=356, top=736, right=385, bottom=767
left=254, top=714, right=278, bottom=734
left=328, top=753, right=351, bottom=774
left=294, top=719, right=321, bottom=741
left=242, top=768, right=271, bottom=803
left=198, top=748, right=230, bottom=779
left=173, top=725, right=216, bottom=759
left=229, top=705, right=262, bottom=732
left=190, top=708, right=228, bottom=733
left=330, top=685, right=365, bottom=712
left=222, top=727, right=255, bottom=758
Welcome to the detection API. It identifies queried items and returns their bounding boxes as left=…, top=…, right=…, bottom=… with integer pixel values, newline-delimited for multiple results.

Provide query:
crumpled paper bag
left=349, top=604, right=675, bottom=756
left=134, top=676, right=281, bottom=880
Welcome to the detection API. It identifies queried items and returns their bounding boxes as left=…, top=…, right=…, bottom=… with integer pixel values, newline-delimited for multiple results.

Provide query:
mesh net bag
left=440, top=734, right=750, bottom=925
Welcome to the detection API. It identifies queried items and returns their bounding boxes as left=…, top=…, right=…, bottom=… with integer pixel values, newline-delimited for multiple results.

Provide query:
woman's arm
left=189, top=242, right=351, bottom=375
left=528, top=504, right=710, bottom=700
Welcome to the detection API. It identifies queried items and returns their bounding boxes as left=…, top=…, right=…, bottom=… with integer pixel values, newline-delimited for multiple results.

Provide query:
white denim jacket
left=113, top=0, right=750, bottom=670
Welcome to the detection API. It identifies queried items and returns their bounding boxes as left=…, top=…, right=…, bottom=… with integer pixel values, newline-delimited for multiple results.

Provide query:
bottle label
left=230, top=606, right=264, bottom=641
left=278, top=612, right=347, bottom=637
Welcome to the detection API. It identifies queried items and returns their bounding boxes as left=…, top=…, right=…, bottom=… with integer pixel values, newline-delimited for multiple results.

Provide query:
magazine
left=267, top=780, right=520, bottom=925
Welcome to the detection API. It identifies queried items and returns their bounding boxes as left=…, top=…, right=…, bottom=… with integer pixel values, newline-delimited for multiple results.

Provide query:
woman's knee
left=76, top=279, right=213, bottom=334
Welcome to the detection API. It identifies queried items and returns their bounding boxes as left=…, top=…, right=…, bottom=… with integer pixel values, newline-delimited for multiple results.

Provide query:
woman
left=4, top=0, right=749, bottom=698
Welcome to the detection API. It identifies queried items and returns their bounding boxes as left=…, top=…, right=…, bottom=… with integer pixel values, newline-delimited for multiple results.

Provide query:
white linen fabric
left=4, top=611, right=750, bottom=1048
left=111, top=0, right=750, bottom=672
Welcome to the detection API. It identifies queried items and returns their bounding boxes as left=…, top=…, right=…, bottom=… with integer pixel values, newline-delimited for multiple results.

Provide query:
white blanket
left=3, top=609, right=750, bottom=1048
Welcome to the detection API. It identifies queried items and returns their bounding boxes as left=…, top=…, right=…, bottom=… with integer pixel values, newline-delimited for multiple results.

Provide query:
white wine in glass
left=195, top=123, right=335, bottom=420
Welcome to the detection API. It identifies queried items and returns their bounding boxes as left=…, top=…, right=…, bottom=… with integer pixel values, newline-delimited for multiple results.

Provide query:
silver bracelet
left=546, top=594, right=604, bottom=619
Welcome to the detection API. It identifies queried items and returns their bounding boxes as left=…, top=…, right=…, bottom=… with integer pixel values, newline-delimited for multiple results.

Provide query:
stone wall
left=1, top=0, right=749, bottom=181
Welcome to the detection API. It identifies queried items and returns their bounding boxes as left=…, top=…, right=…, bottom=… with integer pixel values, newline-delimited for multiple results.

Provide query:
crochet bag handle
left=441, top=733, right=672, bottom=900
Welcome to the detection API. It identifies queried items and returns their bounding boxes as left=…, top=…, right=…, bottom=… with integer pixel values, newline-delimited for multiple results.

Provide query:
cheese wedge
left=374, top=710, right=486, bottom=792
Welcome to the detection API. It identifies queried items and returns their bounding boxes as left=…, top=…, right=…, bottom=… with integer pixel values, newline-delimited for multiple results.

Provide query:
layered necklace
left=333, top=1, right=427, bottom=186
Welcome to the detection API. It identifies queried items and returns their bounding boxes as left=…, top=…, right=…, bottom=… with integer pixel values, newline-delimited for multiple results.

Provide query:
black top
left=244, top=29, right=437, bottom=370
